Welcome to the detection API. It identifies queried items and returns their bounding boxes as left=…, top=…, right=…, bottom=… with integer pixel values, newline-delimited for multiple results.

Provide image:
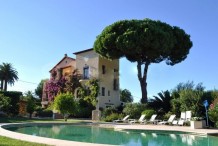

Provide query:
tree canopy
left=0, top=63, right=18, bottom=91
left=35, top=79, right=48, bottom=99
left=54, top=92, right=75, bottom=121
left=120, top=89, right=133, bottom=102
left=94, top=19, right=192, bottom=103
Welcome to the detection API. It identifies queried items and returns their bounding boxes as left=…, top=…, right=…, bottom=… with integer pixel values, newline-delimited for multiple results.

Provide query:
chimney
left=64, top=54, right=67, bottom=57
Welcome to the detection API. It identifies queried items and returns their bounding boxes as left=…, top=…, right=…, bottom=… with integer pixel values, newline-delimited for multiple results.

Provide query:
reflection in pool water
left=5, top=124, right=218, bottom=146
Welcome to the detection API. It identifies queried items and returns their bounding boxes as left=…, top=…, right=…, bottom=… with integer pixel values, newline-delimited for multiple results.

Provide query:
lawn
left=0, top=135, right=51, bottom=146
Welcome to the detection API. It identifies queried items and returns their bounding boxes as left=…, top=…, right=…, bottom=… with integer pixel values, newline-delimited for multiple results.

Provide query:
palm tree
left=0, top=63, right=19, bottom=91
left=0, top=71, right=3, bottom=90
left=148, top=90, right=172, bottom=114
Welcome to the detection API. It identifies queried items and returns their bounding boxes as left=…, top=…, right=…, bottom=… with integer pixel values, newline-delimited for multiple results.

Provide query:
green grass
left=0, top=135, right=51, bottom=146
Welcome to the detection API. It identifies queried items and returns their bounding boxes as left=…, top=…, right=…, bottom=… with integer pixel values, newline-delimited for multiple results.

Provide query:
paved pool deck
left=0, top=122, right=218, bottom=146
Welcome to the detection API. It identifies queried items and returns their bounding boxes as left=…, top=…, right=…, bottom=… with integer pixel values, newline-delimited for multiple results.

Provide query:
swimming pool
left=4, top=123, right=218, bottom=146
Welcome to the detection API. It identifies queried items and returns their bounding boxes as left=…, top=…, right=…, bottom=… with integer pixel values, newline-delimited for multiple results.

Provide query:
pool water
left=5, top=124, right=218, bottom=146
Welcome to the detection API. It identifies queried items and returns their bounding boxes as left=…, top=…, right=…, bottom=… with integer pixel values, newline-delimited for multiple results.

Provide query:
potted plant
left=190, top=117, right=204, bottom=129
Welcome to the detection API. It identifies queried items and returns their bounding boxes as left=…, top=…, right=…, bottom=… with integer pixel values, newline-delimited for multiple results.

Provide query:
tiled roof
left=73, top=48, right=93, bottom=55
left=49, top=54, right=75, bottom=72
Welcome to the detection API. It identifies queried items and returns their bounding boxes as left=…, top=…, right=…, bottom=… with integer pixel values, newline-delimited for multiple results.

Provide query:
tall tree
left=54, top=92, right=75, bottom=121
left=35, top=79, right=48, bottom=99
left=94, top=19, right=192, bottom=103
left=0, top=63, right=19, bottom=91
left=24, top=91, right=36, bottom=118
left=120, top=89, right=133, bottom=102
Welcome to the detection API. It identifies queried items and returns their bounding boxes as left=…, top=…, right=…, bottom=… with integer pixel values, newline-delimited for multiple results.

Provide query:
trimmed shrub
left=123, top=103, right=147, bottom=118
left=163, top=111, right=173, bottom=120
left=36, top=109, right=53, bottom=117
left=102, top=107, right=118, bottom=118
left=53, top=93, right=75, bottom=120
left=103, top=113, right=123, bottom=122
left=73, top=99, right=94, bottom=118
left=0, top=94, right=11, bottom=114
left=141, top=109, right=156, bottom=120
left=74, top=106, right=93, bottom=118
left=0, top=91, right=22, bottom=116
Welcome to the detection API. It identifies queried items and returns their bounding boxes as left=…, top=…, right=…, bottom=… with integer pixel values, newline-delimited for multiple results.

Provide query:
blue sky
left=0, top=0, right=218, bottom=102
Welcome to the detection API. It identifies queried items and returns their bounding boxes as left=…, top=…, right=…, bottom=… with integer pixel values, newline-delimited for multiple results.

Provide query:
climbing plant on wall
left=78, top=78, right=99, bottom=107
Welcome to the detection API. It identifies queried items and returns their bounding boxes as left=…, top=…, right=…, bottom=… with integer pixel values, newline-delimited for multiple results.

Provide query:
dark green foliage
left=148, top=90, right=172, bottom=115
left=116, top=104, right=124, bottom=113
left=36, top=108, right=53, bottom=118
left=78, top=78, right=99, bottom=107
left=103, top=113, right=123, bottom=122
left=173, top=81, right=204, bottom=92
left=120, top=89, right=133, bottom=102
left=26, top=98, right=36, bottom=118
left=73, top=99, right=94, bottom=118
left=102, top=107, right=118, bottom=118
left=171, top=81, right=205, bottom=117
left=202, top=90, right=218, bottom=106
left=0, top=62, right=19, bottom=91
left=35, top=79, right=48, bottom=99
left=94, top=19, right=192, bottom=103
left=24, top=91, right=36, bottom=118
left=163, top=111, right=173, bottom=120
left=123, top=103, right=147, bottom=118
left=0, top=94, right=11, bottom=114
left=141, top=109, right=156, bottom=120
left=0, top=91, right=22, bottom=116
left=54, top=92, right=75, bottom=121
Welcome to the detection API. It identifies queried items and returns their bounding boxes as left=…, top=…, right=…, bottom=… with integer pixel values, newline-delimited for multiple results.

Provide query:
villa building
left=41, top=48, right=121, bottom=109
left=41, top=54, right=76, bottom=108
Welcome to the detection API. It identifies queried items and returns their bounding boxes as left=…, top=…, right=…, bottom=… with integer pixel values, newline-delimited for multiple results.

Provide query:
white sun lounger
left=113, top=115, right=130, bottom=123
left=129, top=114, right=146, bottom=124
left=141, top=114, right=157, bottom=124
left=158, top=114, right=176, bottom=125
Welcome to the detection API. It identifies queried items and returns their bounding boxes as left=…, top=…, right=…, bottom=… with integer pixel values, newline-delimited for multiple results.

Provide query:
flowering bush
left=208, top=102, right=218, bottom=127
left=45, top=77, right=66, bottom=101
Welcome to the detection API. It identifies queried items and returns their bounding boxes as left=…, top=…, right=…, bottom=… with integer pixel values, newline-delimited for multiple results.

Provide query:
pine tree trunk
left=139, top=79, right=148, bottom=103
left=137, top=61, right=149, bottom=103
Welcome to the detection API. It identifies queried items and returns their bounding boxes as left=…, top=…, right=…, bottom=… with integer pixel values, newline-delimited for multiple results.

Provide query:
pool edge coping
left=1, top=122, right=218, bottom=146
left=0, top=122, right=116, bottom=146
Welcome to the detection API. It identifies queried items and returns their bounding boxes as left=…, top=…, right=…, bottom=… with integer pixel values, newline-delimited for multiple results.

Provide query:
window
left=102, top=87, right=105, bottom=96
left=83, top=66, right=89, bottom=79
left=108, top=90, right=110, bottom=96
left=113, top=79, right=118, bottom=90
left=102, top=65, right=106, bottom=74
